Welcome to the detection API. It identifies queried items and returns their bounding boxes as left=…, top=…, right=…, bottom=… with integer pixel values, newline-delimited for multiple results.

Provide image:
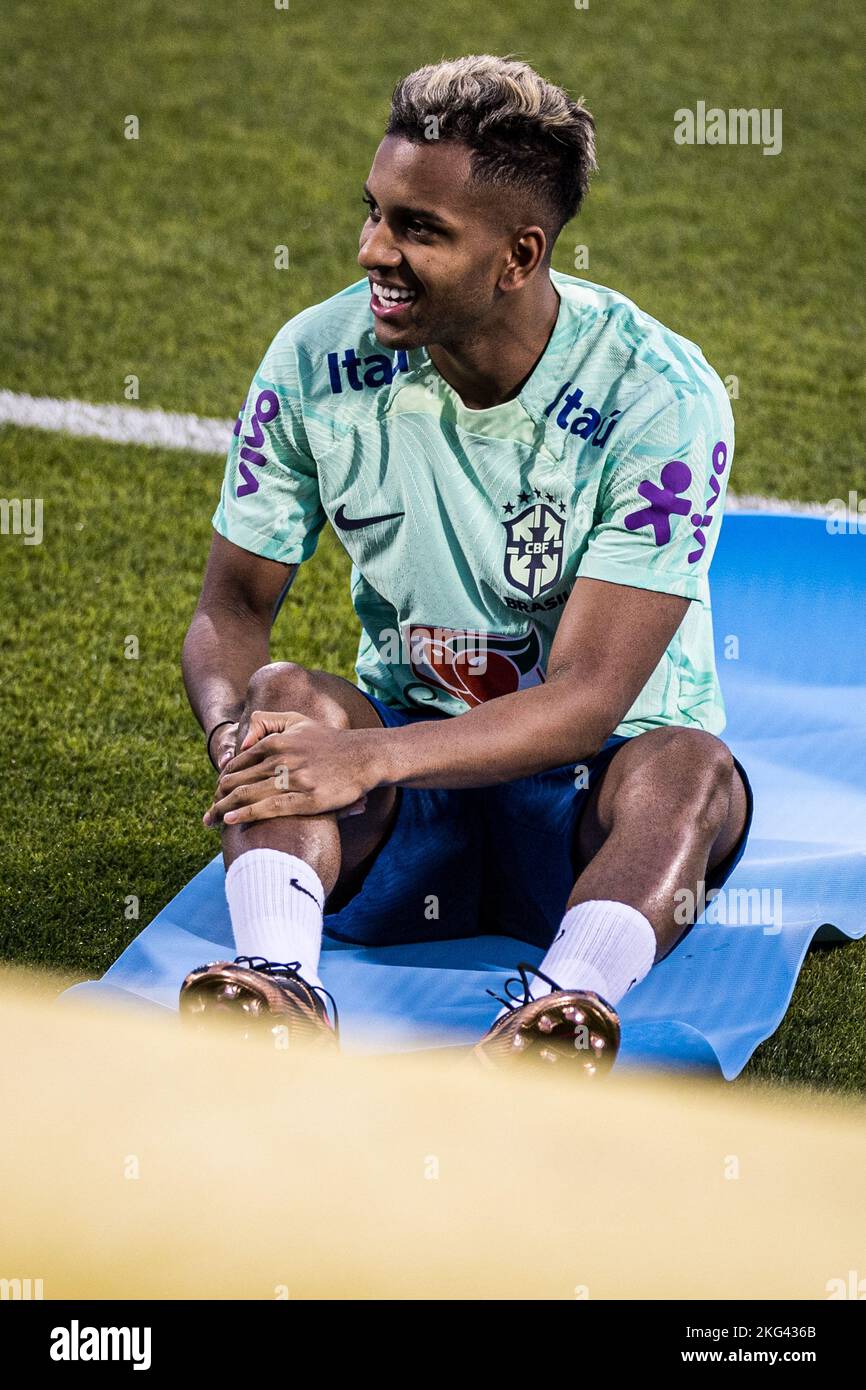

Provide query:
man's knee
left=605, top=727, right=734, bottom=831
left=625, top=728, right=733, bottom=822
left=243, top=661, right=351, bottom=730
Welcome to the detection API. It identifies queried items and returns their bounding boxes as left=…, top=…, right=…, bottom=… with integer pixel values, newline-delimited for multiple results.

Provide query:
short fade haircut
left=385, top=54, right=597, bottom=251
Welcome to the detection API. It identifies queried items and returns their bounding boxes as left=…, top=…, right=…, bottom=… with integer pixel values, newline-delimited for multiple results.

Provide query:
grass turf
left=1, top=0, right=865, bottom=1090
left=2, top=0, right=865, bottom=499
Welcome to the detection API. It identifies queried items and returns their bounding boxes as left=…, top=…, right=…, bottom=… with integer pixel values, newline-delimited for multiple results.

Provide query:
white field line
left=0, top=388, right=233, bottom=456
left=0, top=387, right=831, bottom=517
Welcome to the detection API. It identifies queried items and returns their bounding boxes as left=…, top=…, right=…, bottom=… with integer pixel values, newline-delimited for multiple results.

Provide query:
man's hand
left=203, top=710, right=381, bottom=826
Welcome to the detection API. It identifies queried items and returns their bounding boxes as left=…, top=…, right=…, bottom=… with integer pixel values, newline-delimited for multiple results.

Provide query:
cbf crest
left=502, top=500, right=566, bottom=599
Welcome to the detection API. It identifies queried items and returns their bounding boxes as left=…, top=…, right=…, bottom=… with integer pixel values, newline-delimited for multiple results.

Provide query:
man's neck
left=426, top=275, right=561, bottom=411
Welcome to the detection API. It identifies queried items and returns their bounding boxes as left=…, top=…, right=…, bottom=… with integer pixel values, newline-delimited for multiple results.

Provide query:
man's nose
left=358, top=219, right=401, bottom=271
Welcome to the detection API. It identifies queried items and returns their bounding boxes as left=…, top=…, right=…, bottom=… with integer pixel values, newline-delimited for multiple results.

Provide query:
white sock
left=502, top=900, right=656, bottom=1014
left=224, top=849, right=325, bottom=990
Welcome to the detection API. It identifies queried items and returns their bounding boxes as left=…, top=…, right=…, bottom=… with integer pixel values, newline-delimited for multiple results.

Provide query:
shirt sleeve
left=576, top=382, right=734, bottom=601
left=212, top=326, right=326, bottom=565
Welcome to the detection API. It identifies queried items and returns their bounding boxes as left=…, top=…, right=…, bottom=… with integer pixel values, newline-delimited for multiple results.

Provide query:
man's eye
left=362, top=196, right=379, bottom=218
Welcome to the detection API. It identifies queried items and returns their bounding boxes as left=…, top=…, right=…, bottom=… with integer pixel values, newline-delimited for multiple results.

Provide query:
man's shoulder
left=550, top=269, right=729, bottom=415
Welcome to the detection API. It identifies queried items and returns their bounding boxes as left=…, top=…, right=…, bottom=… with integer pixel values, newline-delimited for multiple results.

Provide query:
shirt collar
left=384, top=275, right=575, bottom=426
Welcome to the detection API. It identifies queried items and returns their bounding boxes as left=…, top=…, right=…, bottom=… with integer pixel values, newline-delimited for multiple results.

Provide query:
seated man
left=179, top=54, right=752, bottom=1075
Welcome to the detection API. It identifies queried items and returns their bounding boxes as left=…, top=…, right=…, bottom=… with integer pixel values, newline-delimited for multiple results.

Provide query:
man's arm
left=377, top=375, right=731, bottom=793
left=374, top=578, right=689, bottom=789
left=207, top=577, right=690, bottom=825
left=181, top=531, right=295, bottom=765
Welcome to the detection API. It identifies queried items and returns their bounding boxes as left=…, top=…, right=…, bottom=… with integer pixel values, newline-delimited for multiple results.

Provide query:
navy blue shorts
left=323, top=692, right=754, bottom=952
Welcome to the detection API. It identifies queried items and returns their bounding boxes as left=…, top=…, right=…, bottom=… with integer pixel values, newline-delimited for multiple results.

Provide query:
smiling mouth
left=369, top=279, right=420, bottom=319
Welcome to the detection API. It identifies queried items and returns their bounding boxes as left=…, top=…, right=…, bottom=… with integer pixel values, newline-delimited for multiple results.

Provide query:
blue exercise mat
left=62, top=513, right=866, bottom=1078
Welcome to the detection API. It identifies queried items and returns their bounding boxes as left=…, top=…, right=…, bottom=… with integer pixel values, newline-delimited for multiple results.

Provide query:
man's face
left=357, top=135, right=520, bottom=351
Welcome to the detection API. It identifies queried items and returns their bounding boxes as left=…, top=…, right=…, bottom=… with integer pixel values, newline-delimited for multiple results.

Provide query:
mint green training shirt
left=213, top=268, right=735, bottom=736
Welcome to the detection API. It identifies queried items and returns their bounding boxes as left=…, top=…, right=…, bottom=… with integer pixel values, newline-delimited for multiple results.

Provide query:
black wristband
left=206, top=720, right=234, bottom=769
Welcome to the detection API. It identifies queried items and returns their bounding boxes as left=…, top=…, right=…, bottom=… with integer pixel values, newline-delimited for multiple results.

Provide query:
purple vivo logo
left=234, top=389, right=281, bottom=497
left=623, top=441, right=728, bottom=563
left=624, top=459, right=692, bottom=545
left=687, top=440, right=728, bottom=563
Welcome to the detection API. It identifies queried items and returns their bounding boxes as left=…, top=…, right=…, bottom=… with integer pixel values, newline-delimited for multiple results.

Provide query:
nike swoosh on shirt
left=333, top=504, right=405, bottom=531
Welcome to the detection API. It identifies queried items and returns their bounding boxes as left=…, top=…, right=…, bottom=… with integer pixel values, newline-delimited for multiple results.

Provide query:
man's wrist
left=356, top=725, right=407, bottom=790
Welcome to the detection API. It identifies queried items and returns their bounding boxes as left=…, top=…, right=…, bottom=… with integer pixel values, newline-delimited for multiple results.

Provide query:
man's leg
left=218, top=661, right=398, bottom=979
left=474, top=728, right=750, bottom=1071
left=571, top=726, right=747, bottom=947
left=534, top=727, right=749, bottom=1005
left=222, top=661, right=396, bottom=883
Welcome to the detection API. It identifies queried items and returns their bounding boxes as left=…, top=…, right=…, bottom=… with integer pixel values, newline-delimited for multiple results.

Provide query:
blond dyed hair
left=386, top=55, right=597, bottom=246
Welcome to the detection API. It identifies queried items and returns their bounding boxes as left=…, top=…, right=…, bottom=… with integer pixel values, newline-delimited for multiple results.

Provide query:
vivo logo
left=233, top=389, right=281, bottom=498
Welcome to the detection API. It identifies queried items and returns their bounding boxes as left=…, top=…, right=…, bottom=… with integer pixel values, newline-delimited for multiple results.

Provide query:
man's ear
left=500, top=226, right=548, bottom=292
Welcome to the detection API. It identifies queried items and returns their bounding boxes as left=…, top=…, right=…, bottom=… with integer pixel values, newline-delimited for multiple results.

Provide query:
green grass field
left=1, top=0, right=865, bottom=1092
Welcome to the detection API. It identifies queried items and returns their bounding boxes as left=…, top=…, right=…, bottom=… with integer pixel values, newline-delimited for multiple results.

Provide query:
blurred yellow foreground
left=0, top=970, right=863, bottom=1300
